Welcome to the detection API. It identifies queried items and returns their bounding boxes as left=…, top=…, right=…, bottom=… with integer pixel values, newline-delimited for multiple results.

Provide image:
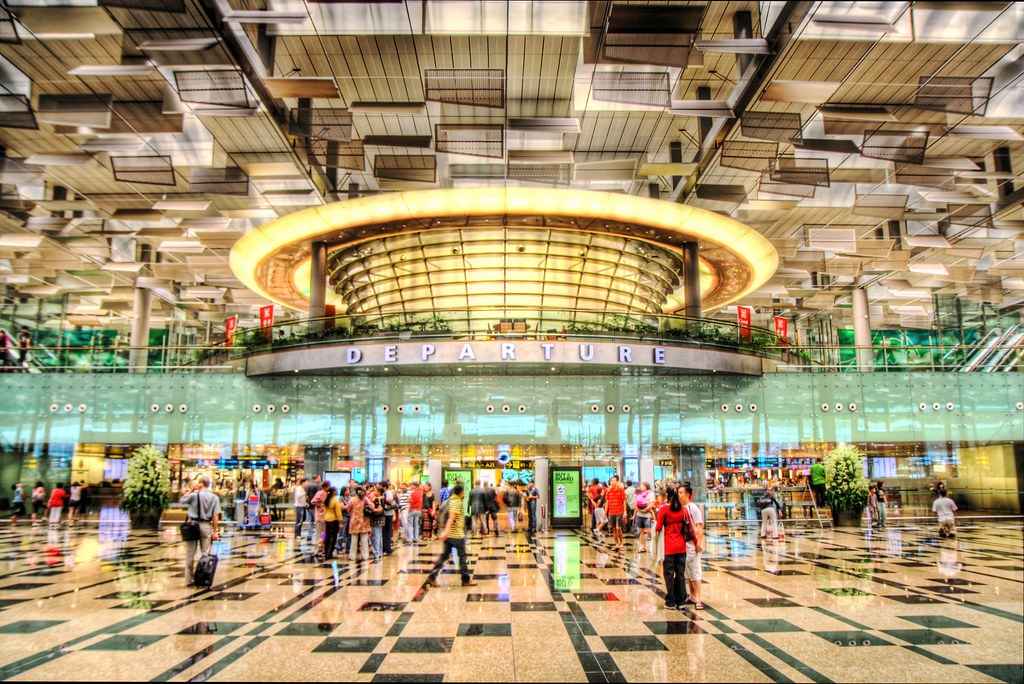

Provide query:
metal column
left=852, top=287, right=873, bottom=371
left=129, top=286, right=152, bottom=372
left=309, top=241, right=327, bottom=329
left=682, top=242, right=702, bottom=319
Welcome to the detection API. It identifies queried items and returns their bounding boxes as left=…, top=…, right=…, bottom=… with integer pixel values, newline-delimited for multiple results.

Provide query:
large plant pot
left=832, top=508, right=864, bottom=528
left=129, top=509, right=163, bottom=530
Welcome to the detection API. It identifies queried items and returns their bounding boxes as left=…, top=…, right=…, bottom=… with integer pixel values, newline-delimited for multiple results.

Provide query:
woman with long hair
left=322, top=487, right=343, bottom=559
left=655, top=485, right=694, bottom=610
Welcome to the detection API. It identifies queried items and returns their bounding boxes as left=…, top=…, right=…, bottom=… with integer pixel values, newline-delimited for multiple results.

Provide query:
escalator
left=959, top=325, right=1021, bottom=372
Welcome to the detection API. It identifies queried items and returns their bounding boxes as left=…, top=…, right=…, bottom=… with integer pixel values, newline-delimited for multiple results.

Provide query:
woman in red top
left=655, top=486, right=696, bottom=609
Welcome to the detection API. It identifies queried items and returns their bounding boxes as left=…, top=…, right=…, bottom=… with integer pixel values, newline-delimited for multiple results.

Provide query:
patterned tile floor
left=0, top=520, right=1021, bottom=682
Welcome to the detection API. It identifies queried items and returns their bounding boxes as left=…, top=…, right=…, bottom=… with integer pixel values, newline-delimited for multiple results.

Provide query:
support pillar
left=428, top=458, right=443, bottom=494
left=309, top=240, right=327, bottom=328
left=129, top=285, right=151, bottom=372
left=639, top=456, right=655, bottom=487
left=682, top=241, right=701, bottom=319
left=696, top=84, right=712, bottom=150
left=669, top=141, right=683, bottom=191
left=852, top=287, right=873, bottom=371
left=534, top=458, right=550, bottom=532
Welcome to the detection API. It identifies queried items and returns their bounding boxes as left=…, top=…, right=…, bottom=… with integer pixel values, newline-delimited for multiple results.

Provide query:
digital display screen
left=551, top=467, right=582, bottom=523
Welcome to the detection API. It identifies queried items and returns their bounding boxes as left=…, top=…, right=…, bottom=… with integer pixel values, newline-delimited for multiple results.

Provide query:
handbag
left=180, top=520, right=201, bottom=542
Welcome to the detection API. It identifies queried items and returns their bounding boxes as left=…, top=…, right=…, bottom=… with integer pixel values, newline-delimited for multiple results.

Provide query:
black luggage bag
left=194, top=553, right=219, bottom=588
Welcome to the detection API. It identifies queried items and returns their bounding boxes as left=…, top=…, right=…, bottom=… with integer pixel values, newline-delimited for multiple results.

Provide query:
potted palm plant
left=824, top=444, right=869, bottom=527
left=120, top=445, right=171, bottom=529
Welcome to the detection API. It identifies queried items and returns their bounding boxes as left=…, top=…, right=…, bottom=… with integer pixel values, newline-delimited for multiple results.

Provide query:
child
left=932, top=490, right=958, bottom=538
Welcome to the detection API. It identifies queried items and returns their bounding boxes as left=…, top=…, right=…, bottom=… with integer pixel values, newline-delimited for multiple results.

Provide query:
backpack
left=679, top=510, right=695, bottom=543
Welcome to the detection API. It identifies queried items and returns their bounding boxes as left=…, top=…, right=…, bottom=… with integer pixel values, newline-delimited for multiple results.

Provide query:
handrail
left=2, top=308, right=1021, bottom=374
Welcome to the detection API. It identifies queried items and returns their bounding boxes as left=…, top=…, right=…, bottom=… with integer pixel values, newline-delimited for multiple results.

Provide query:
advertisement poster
left=443, top=468, right=472, bottom=493
left=224, top=315, right=238, bottom=346
left=737, top=306, right=752, bottom=341
left=550, top=466, right=582, bottom=528
left=773, top=315, right=788, bottom=341
left=259, top=304, right=274, bottom=340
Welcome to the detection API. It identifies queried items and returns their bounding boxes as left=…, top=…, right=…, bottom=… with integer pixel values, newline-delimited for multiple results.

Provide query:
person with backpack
left=425, top=483, right=477, bottom=588
left=655, top=485, right=697, bottom=610
left=680, top=482, right=706, bottom=610
left=757, top=485, right=782, bottom=540
left=503, top=483, right=522, bottom=533
left=179, top=474, right=221, bottom=587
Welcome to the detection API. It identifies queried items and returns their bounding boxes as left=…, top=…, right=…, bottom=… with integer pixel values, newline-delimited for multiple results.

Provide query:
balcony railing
left=3, top=307, right=1020, bottom=373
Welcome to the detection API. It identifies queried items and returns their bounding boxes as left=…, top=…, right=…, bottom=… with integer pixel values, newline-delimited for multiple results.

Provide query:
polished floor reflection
left=0, top=519, right=1021, bottom=682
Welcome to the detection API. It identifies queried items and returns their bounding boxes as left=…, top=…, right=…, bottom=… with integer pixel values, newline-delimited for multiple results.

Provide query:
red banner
left=737, top=306, right=752, bottom=341
left=324, top=304, right=336, bottom=330
left=224, top=315, right=238, bottom=346
left=259, top=304, right=274, bottom=340
left=773, top=315, right=789, bottom=340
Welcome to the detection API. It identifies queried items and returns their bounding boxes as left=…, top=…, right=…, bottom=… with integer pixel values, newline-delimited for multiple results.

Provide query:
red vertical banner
left=259, top=304, right=274, bottom=340
left=224, top=315, right=238, bottom=346
left=324, top=304, right=336, bottom=330
left=737, top=306, right=752, bottom=341
left=773, top=315, right=789, bottom=341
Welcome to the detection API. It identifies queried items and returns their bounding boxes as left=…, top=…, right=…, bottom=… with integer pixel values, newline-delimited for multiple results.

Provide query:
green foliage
left=824, top=443, right=869, bottom=513
left=120, top=445, right=171, bottom=514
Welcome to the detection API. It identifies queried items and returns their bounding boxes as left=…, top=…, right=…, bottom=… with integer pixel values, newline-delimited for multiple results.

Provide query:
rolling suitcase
left=193, top=552, right=219, bottom=588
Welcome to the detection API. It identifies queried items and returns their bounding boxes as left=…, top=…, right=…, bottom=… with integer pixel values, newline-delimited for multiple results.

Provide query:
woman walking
left=655, top=486, right=696, bottom=610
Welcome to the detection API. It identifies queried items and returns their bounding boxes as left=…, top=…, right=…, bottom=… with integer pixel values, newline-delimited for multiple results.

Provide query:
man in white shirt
left=680, top=482, right=705, bottom=610
left=292, top=478, right=308, bottom=539
left=932, top=492, right=958, bottom=538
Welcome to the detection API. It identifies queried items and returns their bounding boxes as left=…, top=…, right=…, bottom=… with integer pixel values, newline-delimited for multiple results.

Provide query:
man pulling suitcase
left=179, top=474, right=222, bottom=587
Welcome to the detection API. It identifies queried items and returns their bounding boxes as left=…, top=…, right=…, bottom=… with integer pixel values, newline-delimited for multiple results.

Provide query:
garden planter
left=832, top=508, right=864, bottom=528
left=129, top=509, right=163, bottom=530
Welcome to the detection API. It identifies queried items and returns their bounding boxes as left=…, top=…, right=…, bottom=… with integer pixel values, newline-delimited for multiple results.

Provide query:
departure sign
left=550, top=466, right=582, bottom=528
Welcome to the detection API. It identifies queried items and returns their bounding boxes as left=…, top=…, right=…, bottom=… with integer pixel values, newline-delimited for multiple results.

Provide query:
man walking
left=180, top=474, right=221, bottom=587
left=426, top=483, right=476, bottom=588
left=470, top=481, right=488, bottom=535
left=604, top=476, right=626, bottom=548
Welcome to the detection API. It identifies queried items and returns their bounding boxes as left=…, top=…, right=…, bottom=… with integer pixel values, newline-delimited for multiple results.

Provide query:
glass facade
left=1, top=371, right=1021, bottom=515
